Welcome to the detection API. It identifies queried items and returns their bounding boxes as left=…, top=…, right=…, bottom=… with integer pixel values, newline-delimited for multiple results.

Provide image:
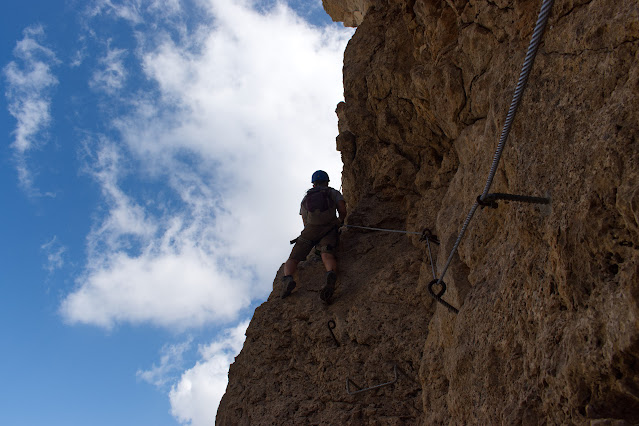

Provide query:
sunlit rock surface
left=217, top=0, right=639, bottom=424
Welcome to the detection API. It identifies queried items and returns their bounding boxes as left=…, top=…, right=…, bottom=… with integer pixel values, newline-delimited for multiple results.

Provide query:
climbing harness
left=290, top=224, right=340, bottom=246
left=346, top=364, right=399, bottom=395
left=430, top=0, right=555, bottom=313
left=327, top=320, right=340, bottom=347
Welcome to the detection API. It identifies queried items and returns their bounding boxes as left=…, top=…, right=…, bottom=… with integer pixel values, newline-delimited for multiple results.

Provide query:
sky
left=0, top=1, right=353, bottom=424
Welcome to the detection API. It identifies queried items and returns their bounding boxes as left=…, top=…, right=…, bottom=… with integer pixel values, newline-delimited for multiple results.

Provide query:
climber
left=281, top=170, right=347, bottom=303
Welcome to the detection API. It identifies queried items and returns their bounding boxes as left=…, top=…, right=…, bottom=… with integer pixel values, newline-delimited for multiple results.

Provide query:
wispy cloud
left=59, top=1, right=352, bottom=421
left=61, top=0, right=353, bottom=331
left=84, top=0, right=187, bottom=29
left=3, top=25, right=59, bottom=194
left=41, top=236, right=66, bottom=273
left=137, top=338, right=193, bottom=389
left=85, top=0, right=143, bottom=24
left=82, top=141, right=157, bottom=254
left=90, top=44, right=128, bottom=94
left=169, top=320, right=249, bottom=426
left=61, top=140, right=254, bottom=330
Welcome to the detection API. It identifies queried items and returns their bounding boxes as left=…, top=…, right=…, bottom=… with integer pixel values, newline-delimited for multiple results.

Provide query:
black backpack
left=304, top=187, right=335, bottom=213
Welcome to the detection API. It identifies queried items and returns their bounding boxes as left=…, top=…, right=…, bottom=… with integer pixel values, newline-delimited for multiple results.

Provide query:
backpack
left=303, top=187, right=336, bottom=225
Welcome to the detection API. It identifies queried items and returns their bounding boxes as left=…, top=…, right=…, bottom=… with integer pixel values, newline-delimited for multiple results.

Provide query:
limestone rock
left=218, top=0, right=639, bottom=424
left=322, top=0, right=372, bottom=27
left=217, top=231, right=430, bottom=424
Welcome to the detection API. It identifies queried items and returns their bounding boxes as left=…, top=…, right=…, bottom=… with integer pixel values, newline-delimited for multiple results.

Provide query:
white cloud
left=51, top=1, right=353, bottom=424
left=85, top=0, right=187, bottom=31
left=169, top=320, right=249, bottom=426
left=62, top=141, right=254, bottom=329
left=62, top=243, right=253, bottom=329
left=122, top=0, right=353, bottom=280
left=83, top=141, right=157, bottom=254
left=62, top=0, right=353, bottom=330
left=90, top=44, right=128, bottom=94
left=3, top=25, right=59, bottom=193
left=86, top=0, right=143, bottom=24
left=148, top=0, right=182, bottom=18
left=137, top=338, right=193, bottom=388
left=41, top=236, right=66, bottom=273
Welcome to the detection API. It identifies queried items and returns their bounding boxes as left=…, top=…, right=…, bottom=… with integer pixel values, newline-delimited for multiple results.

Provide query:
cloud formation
left=61, top=139, right=255, bottom=329
left=169, top=320, right=249, bottom=426
left=85, top=0, right=143, bottom=24
left=55, top=1, right=352, bottom=421
left=3, top=25, right=59, bottom=193
left=41, top=236, right=66, bottom=273
left=90, top=45, right=128, bottom=94
left=61, top=0, right=353, bottom=330
left=137, top=338, right=193, bottom=388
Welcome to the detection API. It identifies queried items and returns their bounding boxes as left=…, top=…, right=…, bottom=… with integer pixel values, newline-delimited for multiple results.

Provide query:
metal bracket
left=346, top=364, right=398, bottom=395
left=477, top=193, right=551, bottom=209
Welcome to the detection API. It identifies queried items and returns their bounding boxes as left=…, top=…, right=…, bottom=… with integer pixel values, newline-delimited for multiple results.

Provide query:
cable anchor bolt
left=419, top=228, right=440, bottom=245
left=327, top=320, right=340, bottom=347
left=428, top=279, right=459, bottom=314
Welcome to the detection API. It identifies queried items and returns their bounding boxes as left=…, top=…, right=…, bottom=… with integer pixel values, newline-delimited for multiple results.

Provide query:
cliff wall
left=217, top=0, right=639, bottom=424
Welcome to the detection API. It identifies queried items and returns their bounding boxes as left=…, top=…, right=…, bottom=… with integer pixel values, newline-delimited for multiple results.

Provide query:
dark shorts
left=289, top=222, right=340, bottom=261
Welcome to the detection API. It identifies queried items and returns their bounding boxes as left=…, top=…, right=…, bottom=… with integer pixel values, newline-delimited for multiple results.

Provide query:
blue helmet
left=311, top=170, right=329, bottom=183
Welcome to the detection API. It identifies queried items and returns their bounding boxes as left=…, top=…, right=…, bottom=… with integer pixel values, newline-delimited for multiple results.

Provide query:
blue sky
left=1, top=1, right=353, bottom=424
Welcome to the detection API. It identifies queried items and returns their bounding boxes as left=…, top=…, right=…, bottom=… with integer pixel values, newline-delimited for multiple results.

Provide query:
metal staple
left=346, top=364, right=399, bottom=395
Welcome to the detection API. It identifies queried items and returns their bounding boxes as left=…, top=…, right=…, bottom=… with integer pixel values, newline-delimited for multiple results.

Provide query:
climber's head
left=311, top=170, right=329, bottom=186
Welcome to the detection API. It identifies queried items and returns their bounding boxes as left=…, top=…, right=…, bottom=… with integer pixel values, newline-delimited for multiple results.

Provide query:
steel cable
left=431, top=0, right=555, bottom=310
left=345, top=224, right=424, bottom=236
left=481, top=0, right=555, bottom=199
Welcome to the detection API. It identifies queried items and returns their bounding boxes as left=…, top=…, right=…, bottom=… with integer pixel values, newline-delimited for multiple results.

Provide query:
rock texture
left=218, top=0, right=639, bottom=424
left=322, top=0, right=371, bottom=26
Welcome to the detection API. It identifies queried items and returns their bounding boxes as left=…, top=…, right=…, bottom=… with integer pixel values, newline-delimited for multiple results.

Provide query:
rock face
left=217, top=0, right=639, bottom=424
left=322, top=0, right=371, bottom=26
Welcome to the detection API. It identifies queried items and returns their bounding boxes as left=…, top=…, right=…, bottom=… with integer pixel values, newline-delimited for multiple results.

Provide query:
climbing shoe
left=281, top=275, right=296, bottom=299
left=320, top=271, right=337, bottom=304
